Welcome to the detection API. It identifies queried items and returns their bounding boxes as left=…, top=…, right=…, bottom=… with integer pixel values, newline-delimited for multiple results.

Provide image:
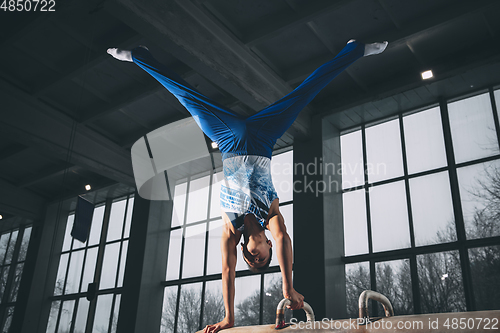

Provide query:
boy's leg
left=246, top=41, right=382, bottom=142
left=130, top=47, right=243, bottom=151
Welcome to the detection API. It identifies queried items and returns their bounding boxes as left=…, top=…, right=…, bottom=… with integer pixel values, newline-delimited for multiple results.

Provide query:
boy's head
left=240, top=238, right=273, bottom=272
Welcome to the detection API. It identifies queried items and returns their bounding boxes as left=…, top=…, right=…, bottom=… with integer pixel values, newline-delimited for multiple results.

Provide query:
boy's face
left=241, top=239, right=271, bottom=268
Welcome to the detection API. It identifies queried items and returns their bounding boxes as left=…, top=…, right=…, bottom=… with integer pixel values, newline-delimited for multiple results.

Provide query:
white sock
left=363, top=41, right=388, bottom=56
left=107, top=48, right=133, bottom=62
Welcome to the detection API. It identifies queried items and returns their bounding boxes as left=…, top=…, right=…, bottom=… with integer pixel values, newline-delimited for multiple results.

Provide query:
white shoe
left=107, top=48, right=133, bottom=62
left=364, top=41, right=388, bottom=56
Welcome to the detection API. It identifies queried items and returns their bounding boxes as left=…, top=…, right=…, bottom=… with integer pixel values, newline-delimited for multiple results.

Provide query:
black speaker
left=71, top=196, right=95, bottom=243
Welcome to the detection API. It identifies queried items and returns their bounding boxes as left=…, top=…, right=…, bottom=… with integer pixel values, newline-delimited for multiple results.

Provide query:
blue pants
left=132, top=41, right=365, bottom=160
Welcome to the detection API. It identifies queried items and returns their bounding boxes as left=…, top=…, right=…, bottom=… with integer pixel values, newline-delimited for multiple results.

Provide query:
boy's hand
left=202, top=317, right=234, bottom=333
left=283, top=288, right=304, bottom=310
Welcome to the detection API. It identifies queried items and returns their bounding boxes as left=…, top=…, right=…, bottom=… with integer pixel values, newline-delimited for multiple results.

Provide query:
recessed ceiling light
left=421, top=70, right=433, bottom=80
left=211, top=142, right=218, bottom=149
left=0, top=215, right=2, bottom=220
left=85, top=185, right=91, bottom=191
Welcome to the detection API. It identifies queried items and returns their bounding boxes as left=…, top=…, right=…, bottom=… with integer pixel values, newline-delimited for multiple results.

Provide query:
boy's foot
left=363, top=41, right=388, bottom=56
left=107, top=48, right=133, bottom=62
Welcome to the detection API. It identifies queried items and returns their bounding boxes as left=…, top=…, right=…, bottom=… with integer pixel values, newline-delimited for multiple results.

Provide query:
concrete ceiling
left=1, top=0, right=500, bottom=221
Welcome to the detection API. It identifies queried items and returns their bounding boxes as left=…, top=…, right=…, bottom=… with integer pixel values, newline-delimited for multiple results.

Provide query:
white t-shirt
left=220, top=155, right=278, bottom=231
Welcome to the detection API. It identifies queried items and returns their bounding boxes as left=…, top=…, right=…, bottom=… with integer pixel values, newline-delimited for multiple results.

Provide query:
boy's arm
left=203, top=222, right=239, bottom=333
left=267, top=203, right=304, bottom=310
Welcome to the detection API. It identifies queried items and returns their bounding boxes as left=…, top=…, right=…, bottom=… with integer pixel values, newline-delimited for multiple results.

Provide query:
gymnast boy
left=108, top=39, right=387, bottom=333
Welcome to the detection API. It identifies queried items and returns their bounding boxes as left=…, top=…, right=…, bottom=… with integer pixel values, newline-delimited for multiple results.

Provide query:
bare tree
left=345, top=264, right=370, bottom=318
left=161, top=287, right=225, bottom=333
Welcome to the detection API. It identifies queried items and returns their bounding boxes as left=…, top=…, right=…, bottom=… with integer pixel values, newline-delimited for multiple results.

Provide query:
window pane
left=100, top=243, right=120, bottom=289
left=166, top=229, right=182, bottom=281
left=9, top=263, right=24, bottom=302
left=186, top=176, right=210, bottom=223
left=117, top=241, right=128, bottom=288
left=46, top=301, right=60, bottom=333
left=89, top=206, right=105, bottom=246
left=62, top=215, right=74, bottom=252
left=206, top=219, right=223, bottom=275
left=58, top=300, right=75, bottom=333
left=111, top=294, right=121, bottom=333
left=123, top=197, right=134, bottom=239
left=161, top=286, right=178, bottom=333
left=271, top=150, right=293, bottom=202
left=177, top=283, right=202, bottom=333
left=345, top=262, right=370, bottom=318
left=263, top=273, right=290, bottom=324
left=0, top=267, right=8, bottom=299
left=5, top=231, right=18, bottom=264
left=495, top=89, right=500, bottom=127
left=403, top=107, right=447, bottom=174
left=375, top=259, right=413, bottom=315
left=54, top=253, right=69, bottom=296
left=107, top=200, right=126, bottom=242
left=369, top=181, right=410, bottom=252
left=234, top=275, right=260, bottom=327
left=277, top=203, right=293, bottom=264
left=417, top=251, right=466, bottom=313
left=457, top=160, right=500, bottom=239
left=0, top=233, right=10, bottom=264
left=202, top=280, right=224, bottom=327
left=65, top=249, right=84, bottom=294
left=365, top=119, right=404, bottom=183
left=182, top=224, right=206, bottom=278
left=343, top=190, right=368, bottom=256
left=409, top=172, right=456, bottom=246
left=93, top=294, right=114, bottom=333
left=341, top=130, right=364, bottom=189
left=2, top=306, right=14, bottom=333
left=210, top=172, right=223, bottom=219
left=18, top=226, right=32, bottom=261
left=81, top=247, right=97, bottom=293
left=74, top=298, right=89, bottom=333
left=449, top=93, right=498, bottom=163
left=172, top=183, right=187, bottom=227
left=469, top=245, right=500, bottom=310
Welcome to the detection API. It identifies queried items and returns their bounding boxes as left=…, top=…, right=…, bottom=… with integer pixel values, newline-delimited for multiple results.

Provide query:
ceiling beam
left=0, top=144, right=28, bottom=163
left=49, top=179, right=120, bottom=205
left=33, top=33, right=141, bottom=97
left=81, top=82, right=161, bottom=124
left=0, top=0, right=80, bottom=48
left=16, top=163, right=75, bottom=188
left=318, top=38, right=500, bottom=117
left=0, top=178, right=45, bottom=220
left=302, top=21, right=369, bottom=92
left=106, top=0, right=310, bottom=138
left=241, top=0, right=353, bottom=48
left=0, top=77, right=135, bottom=187
left=81, top=69, right=196, bottom=125
left=374, top=0, right=499, bottom=49
left=283, top=0, right=499, bottom=85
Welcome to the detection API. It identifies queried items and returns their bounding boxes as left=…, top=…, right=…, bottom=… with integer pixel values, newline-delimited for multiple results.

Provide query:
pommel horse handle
left=275, top=298, right=314, bottom=329
left=358, top=290, right=394, bottom=319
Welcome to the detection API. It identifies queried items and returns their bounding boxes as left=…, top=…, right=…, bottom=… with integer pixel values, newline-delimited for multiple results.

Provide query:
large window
left=342, top=89, right=500, bottom=317
left=0, top=225, right=32, bottom=333
left=47, top=195, right=134, bottom=333
left=161, top=151, right=294, bottom=333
